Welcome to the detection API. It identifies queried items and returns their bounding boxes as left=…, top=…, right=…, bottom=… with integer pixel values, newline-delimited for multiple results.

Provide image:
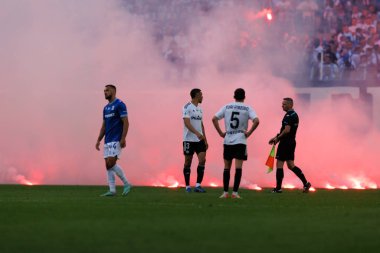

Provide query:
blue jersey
left=103, top=98, right=128, bottom=144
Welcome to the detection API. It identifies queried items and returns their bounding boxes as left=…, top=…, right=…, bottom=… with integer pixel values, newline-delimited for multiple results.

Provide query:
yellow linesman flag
left=265, top=145, right=275, bottom=173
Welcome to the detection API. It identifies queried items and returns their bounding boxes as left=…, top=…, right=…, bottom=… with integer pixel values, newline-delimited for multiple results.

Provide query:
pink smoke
left=0, top=0, right=379, bottom=190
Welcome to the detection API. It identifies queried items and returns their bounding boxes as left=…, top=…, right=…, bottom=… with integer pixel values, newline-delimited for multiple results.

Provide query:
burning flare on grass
left=283, top=184, right=295, bottom=189
left=209, top=182, right=219, bottom=187
left=247, top=184, right=262, bottom=191
left=14, top=175, right=35, bottom=186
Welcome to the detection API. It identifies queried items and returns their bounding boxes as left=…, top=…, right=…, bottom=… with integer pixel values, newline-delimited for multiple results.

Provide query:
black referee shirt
left=280, top=109, right=299, bottom=141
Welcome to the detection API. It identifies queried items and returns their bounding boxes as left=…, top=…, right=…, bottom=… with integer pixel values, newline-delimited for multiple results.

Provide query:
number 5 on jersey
left=230, top=111, right=240, bottom=129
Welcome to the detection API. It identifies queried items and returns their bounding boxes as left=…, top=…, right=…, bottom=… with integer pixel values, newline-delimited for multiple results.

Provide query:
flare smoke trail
left=0, top=0, right=379, bottom=189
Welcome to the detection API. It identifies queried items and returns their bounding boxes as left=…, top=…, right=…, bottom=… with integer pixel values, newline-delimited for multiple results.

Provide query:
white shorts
left=103, top=141, right=122, bottom=158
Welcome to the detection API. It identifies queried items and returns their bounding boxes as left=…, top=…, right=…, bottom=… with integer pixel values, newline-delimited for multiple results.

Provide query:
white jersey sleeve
left=215, top=106, right=226, bottom=120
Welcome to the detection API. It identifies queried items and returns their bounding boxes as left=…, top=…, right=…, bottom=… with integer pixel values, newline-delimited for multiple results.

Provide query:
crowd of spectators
left=300, top=0, right=380, bottom=82
left=123, top=0, right=380, bottom=83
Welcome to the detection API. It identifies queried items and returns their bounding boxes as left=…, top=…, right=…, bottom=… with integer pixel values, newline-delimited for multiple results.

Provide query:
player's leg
left=272, top=159, right=285, bottom=193
left=184, top=154, right=193, bottom=192
left=273, top=141, right=287, bottom=193
left=286, top=160, right=311, bottom=193
left=183, top=141, right=194, bottom=192
left=231, top=159, right=243, bottom=199
left=112, top=162, right=131, bottom=196
left=107, top=142, right=131, bottom=195
left=220, top=158, right=232, bottom=198
left=194, top=141, right=207, bottom=193
left=101, top=156, right=117, bottom=196
left=231, top=144, right=246, bottom=199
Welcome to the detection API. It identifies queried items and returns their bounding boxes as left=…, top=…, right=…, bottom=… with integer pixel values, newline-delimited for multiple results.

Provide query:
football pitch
left=0, top=185, right=379, bottom=253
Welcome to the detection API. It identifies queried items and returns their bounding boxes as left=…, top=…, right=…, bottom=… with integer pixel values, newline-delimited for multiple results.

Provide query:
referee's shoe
left=303, top=182, right=312, bottom=193
left=271, top=188, right=282, bottom=193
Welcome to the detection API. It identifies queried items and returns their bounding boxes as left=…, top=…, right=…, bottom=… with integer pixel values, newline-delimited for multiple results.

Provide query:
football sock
left=112, top=164, right=129, bottom=185
left=183, top=166, right=191, bottom=186
left=291, top=166, right=307, bottom=185
left=107, top=169, right=116, bottom=193
left=196, top=165, right=205, bottom=184
left=223, top=168, right=230, bottom=192
left=233, top=168, right=242, bottom=192
left=276, top=168, right=284, bottom=189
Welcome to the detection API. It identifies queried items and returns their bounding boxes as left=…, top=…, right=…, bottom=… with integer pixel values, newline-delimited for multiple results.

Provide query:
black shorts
left=223, top=144, right=247, bottom=161
left=183, top=140, right=207, bottom=156
left=276, top=139, right=296, bottom=161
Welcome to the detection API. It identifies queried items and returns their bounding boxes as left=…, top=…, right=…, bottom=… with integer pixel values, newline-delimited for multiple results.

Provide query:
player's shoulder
left=286, top=110, right=298, bottom=121
left=183, top=102, right=192, bottom=110
left=288, top=110, right=298, bottom=117
left=115, top=98, right=125, bottom=104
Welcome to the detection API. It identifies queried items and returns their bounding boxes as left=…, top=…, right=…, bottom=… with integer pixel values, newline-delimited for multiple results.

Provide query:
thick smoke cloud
left=0, top=0, right=378, bottom=189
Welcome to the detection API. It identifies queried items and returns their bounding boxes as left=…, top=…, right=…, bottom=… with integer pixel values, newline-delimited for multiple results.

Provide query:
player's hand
left=244, top=131, right=251, bottom=138
left=197, top=133, right=205, bottom=141
left=95, top=141, right=101, bottom=151
left=218, top=132, right=226, bottom=138
left=120, top=139, right=126, bottom=148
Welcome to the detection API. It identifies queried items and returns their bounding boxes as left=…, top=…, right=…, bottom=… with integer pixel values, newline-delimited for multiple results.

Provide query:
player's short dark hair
left=283, top=97, right=293, bottom=104
left=234, top=88, right=245, bottom=100
left=190, top=88, right=201, bottom=98
left=105, top=84, right=117, bottom=91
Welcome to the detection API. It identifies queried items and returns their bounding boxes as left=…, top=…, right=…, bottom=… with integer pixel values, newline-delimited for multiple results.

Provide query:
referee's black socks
left=290, top=166, right=307, bottom=185
left=276, top=168, right=284, bottom=189
left=223, top=169, right=230, bottom=192
left=183, top=166, right=191, bottom=186
left=233, top=168, right=242, bottom=192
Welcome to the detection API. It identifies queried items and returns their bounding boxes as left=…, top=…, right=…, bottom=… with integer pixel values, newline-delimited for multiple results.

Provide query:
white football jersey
left=215, top=102, right=258, bottom=145
left=183, top=102, right=203, bottom=142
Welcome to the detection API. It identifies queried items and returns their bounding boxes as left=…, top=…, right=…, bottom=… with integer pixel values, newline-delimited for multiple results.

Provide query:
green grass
left=0, top=185, right=379, bottom=253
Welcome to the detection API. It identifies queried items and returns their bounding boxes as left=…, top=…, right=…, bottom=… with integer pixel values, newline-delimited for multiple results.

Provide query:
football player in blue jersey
left=96, top=84, right=131, bottom=196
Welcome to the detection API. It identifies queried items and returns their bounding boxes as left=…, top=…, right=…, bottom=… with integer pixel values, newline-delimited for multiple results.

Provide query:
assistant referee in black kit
left=269, top=97, right=311, bottom=193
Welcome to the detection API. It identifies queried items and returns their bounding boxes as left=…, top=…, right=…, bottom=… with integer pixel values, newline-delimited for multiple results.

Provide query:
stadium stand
left=122, top=0, right=380, bottom=84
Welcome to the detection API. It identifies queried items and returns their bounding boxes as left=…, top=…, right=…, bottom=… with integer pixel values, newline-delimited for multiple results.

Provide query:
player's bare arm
left=245, top=118, right=260, bottom=138
left=120, top=116, right=129, bottom=148
left=184, top=118, right=204, bottom=140
left=212, top=116, right=226, bottom=138
left=269, top=125, right=291, bottom=144
left=201, top=122, right=208, bottom=150
left=96, top=121, right=106, bottom=150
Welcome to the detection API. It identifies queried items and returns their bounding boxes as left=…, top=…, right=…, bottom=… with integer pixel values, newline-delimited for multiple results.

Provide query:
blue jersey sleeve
left=118, top=101, right=128, bottom=118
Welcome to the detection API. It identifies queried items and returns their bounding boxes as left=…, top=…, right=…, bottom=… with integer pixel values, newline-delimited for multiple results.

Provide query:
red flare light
left=325, top=183, right=335, bottom=189
left=266, top=12, right=273, bottom=21
left=15, top=175, right=36, bottom=186
left=247, top=184, right=262, bottom=191
left=368, top=183, right=377, bottom=189
left=168, top=181, right=179, bottom=188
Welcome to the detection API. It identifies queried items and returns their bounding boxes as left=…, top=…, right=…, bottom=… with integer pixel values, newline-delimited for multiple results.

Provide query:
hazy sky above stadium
left=0, top=0, right=379, bottom=189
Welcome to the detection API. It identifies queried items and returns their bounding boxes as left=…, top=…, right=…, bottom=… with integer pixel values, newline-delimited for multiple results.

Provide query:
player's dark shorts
left=183, top=140, right=207, bottom=155
left=223, top=144, right=247, bottom=161
left=276, top=139, right=296, bottom=161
